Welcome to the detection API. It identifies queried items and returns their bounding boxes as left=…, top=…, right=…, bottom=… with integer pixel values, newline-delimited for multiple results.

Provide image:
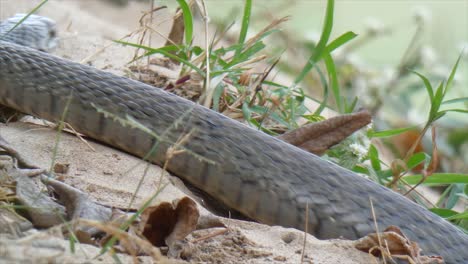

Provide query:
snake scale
left=0, top=15, right=467, bottom=263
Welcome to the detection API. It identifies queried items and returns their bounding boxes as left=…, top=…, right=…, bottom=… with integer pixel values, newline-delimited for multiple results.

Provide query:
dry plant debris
left=277, top=109, right=372, bottom=154
left=139, top=196, right=200, bottom=248
left=0, top=134, right=199, bottom=262
left=354, top=225, right=444, bottom=264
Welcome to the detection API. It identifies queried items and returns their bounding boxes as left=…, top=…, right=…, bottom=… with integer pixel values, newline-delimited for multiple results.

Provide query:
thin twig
left=192, top=228, right=228, bottom=243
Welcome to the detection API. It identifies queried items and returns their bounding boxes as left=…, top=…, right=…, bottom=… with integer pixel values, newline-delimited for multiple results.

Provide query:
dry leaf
left=278, top=109, right=372, bottom=155
left=354, top=226, right=444, bottom=263
left=140, top=197, right=199, bottom=248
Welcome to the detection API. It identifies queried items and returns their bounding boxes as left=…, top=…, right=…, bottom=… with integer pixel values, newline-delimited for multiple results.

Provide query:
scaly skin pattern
left=0, top=41, right=466, bottom=263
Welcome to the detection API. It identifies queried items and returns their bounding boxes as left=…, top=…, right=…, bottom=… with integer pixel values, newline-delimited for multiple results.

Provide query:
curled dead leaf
left=354, top=226, right=444, bottom=264
left=238, top=71, right=253, bottom=86
left=139, top=197, right=199, bottom=248
left=278, top=109, right=372, bottom=155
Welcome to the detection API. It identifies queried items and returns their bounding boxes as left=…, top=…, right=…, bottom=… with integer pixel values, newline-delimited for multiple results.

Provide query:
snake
left=0, top=15, right=467, bottom=263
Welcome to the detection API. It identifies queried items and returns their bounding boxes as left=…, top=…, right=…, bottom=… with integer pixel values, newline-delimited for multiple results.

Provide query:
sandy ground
left=0, top=1, right=376, bottom=263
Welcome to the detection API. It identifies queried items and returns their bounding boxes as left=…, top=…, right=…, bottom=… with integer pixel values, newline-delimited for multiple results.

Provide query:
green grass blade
left=225, top=41, right=266, bottom=68
left=368, top=126, right=417, bottom=138
left=410, top=70, right=434, bottom=101
left=313, top=66, right=329, bottom=115
left=442, top=97, right=468, bottom=105
left=368, top=144, right=381, bottom=171
left=115, top=41, right=182, bottom=53
left=324, top=31, right=357, bottom=54
left=406, top=152, right=427, bottom=170
left=176, top=0, right=193, bottom=45
left=429, top=81, right=445, bottom=120
left=322, top=52, right=342, bottom=112
left=403, top=173, right=468, bottom=185
left=446, top=211, right=468, bottom=221
left=0, top=0, right=49, bottom=39
left=439, top=109, right=468, bottom=114
left=294, top=0, right=335, bottom=85
left=147, top=49, right=205, bottom=76
left=115, top=41, right=205, bottom=77
left=208, top=73, right=228, bottom=111
left=236, top=0, right=252, bottom=56
left=445, top=184, right=465, bottom=209
left=313, top=0, right=334, bottom=57
left=345, top=96, right=358, bottom=113
left=445, top=52, right=463, bottom=96
left=430, top=208, right=459, bottom=218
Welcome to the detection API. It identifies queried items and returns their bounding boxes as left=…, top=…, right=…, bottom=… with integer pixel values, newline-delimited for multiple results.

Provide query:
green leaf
left=431, top=111, right=447, bottom=122
left=442, top=97, right=468, bottom=105
left=241, top=102, right=252, bottom=122
left=226, top=41, right=266, bottom=68
left=117, top=42, right=183, bottom=52
left=263, top=80, right=288, bottom=89
left=249, top=105, right=289, bottom=127
left=429, top=208, right=459, bottom=218
left=115, top=41, right=205, bottom=77
left=322, top=52, right=342, bottom=112
left=176, top=0, right=193, bottom=46
left=446, top=184, right=465, bottom=209
left=211, top=75, right=226, bottom=112
left=368, top=144, right=381, bottom=171
left=445, top=52, right=463, bottom=96
left=324, top=31, right=357, bottom=54
left=406, top=152, right=426, bottom=170
left=429, top=81, right=445, bottom=120
left=294, top=0, right=335, bottom=85
left=344, top=96, right=358, bottom=113
left=368, top=126, right=417, bottom=138
left=313, top=0, right=334, bottom=58
left=353, top=165, right=370, bottom=174
left=313, top=66, right=330, bottom=115
left=146, top=49, right=204, bottom=76
left=236, top=0, right=252, bottom=56
left=403, top=173, right=468, bottom=185
left=438, top=109, right=468, bottom=115
left=211, top=68, right=243, bottom=76
left=301, top=114, right=325, bottom=123
left=446, top=211, right=468, bottom=221
left=191, top=46, right=203, bottom=55
left=410, top=70, right=434, bottom=101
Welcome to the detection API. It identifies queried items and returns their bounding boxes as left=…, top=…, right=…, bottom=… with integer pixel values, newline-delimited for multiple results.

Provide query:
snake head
left=0, top=14, right=58, bottom=52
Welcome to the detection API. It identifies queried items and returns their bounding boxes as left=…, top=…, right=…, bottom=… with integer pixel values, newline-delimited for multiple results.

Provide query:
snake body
left=0, top=16, right=467, bottom=263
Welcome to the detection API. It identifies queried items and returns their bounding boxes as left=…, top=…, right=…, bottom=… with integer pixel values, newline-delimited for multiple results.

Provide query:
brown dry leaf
left=277, top=109, right=372, bottom=155
left=77, top=219, right=167, bottom=262
left=238, top=71, right=253, bottom=86
left=392, top=130, right=425, bottom=170
left=354, top=226, right=444, bottom=264
left=402, top=127, right=440, bottom=196
left=139, top=196, right=199, bottom=248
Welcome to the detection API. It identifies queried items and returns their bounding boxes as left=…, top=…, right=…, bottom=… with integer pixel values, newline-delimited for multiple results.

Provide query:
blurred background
left=201, top=0, right=468, bottom=65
